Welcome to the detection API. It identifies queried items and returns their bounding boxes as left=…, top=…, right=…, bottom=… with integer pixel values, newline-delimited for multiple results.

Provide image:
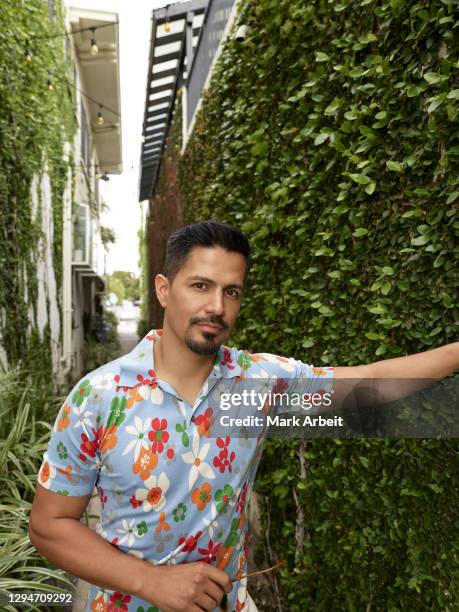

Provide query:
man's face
left=155, top=246, right=246, bottom=355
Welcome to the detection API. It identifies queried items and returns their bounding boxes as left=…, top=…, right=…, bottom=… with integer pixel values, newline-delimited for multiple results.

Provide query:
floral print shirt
left=37, top=329, right=334, bottom=612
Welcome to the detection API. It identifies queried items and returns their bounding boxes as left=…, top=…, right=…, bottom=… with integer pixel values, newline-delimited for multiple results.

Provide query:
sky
left=67, top=0, right=185, bottom=276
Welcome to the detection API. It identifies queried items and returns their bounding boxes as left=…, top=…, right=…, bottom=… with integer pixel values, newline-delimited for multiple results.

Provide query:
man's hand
left=141, top=562, right=232, bottom=612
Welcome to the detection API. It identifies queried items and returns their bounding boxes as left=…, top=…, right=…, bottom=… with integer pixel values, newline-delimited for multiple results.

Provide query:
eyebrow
left=186, top=275, right=244, bottom=291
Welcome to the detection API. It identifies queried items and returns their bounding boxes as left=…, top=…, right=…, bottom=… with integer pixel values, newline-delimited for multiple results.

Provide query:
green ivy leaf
left=349, top=173, right=371, bottom=185
left=423, top=72, right=447, bottom=84
left=386, top=161, right=403, bottom=172
left=353, top=227, right=369, bottom=237
left=411, top=234, right=430, bottom=246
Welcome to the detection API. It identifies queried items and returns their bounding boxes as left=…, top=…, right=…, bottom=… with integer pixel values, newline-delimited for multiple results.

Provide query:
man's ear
left=155, top=274, right=170, bottom=308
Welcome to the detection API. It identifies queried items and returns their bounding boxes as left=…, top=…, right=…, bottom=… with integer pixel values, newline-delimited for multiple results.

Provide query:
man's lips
left=196, top=323, right=223, bottom=332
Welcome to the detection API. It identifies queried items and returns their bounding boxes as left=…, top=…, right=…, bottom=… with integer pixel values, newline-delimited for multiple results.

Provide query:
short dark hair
left=164, top=220, right=250, bottom=283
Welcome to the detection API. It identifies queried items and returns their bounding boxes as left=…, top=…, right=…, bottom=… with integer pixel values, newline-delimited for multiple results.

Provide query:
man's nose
left=205, top=290, right=224, bottom=315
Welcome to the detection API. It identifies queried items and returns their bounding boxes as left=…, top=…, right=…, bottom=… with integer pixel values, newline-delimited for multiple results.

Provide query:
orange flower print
left=57, top=403, right=71, bottom=432
left=127, top=386, right=144, bottom=409
left=155, top=511, right=171, bottom=532
left=133, top=447, right=158, bottom=480
left=40, top=461, right=50, bottom=484
left=194, top=408, right=214, bottom=438
left=90, top=594, right=108, bottom=612
left=191, top=482, right=212, bottom=511
left=58, top=465, right=72, bottom=481
left=100, top=425, right=118, bottom=454
left=38, top=460, right=56, bottom=489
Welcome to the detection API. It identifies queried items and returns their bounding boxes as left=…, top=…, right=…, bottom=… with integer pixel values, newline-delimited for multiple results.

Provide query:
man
left=29, top=221, right=458, bottom=612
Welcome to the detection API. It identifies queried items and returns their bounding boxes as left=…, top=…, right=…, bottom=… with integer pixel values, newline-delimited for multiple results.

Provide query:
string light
left=24, top=20, right=118, bottom=42
left=96, top=106, right=105, bottom=126
left=163, top=4, right=170, bottom=32
left=90, top=27, right=98, bottom=55
left=47, top=78, right=54, bottom=91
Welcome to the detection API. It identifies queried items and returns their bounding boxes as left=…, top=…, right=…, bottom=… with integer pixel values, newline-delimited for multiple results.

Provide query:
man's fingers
left=204, top=564, right=232, bottom=593
left=203, top=579, right=225, bottom=604
left=197, top=592, right=218, bottom=611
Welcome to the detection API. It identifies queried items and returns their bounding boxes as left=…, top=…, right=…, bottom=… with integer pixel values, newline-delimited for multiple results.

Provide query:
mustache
left=190, top=317, right=228, bottom=330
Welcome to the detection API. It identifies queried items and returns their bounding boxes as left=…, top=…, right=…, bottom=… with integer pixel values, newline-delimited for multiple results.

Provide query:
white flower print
left=122, top=416, right=150, bottom=461
left=181, top=433, right=215, bottom=490
left=137, top=383, right=164, bottom=405
left=210, top=382, right=230, bottom=404
left=90, top=372, right=116, bottom=390
left=72, top=402, right=93, bottom=430
left=202, top=502, right=220, bottom=539
left=135, top=472, right=170, bottom=512
left=258, top=353, right=296, bottom=373
left=116, top=519, right=137, bottom=547
left=127, top=549, right=144, bottom=560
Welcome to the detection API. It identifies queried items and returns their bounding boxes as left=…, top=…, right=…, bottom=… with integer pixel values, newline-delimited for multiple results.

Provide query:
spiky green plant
left=0, top=365, right=75, bottom=611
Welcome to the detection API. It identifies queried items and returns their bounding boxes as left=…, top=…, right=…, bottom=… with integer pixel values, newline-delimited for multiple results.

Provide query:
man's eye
left=226, top=289, right=239, bottom=298
left=193, top=283, right=205, bottom=289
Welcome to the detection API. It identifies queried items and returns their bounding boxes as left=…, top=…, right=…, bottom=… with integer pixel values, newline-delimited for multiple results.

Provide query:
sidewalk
left=72, top=318, right=139, bottom=611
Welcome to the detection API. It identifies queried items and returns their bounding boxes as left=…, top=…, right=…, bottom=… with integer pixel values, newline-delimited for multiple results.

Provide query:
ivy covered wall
left=0, top=0, right=75, bottom=383
left=175, top=0, right=458, bottom=609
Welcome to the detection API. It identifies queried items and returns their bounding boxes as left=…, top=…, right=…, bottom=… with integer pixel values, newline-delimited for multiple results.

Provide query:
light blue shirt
left=38, top=329, right=334, bottom=611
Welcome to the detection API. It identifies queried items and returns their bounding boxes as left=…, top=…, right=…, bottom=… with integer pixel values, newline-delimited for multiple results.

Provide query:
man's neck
left=153, top=324, right=218, bottom=394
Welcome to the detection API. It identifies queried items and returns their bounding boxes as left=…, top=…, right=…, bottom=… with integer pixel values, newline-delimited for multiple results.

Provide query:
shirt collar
left=116, top=328, right=242, bottom=389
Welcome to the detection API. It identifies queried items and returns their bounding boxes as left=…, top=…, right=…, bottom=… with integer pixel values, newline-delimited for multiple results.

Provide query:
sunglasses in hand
left=219, top=559, right=287, bottom=611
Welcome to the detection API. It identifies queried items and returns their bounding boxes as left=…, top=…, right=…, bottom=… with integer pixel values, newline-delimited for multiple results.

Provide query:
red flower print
left=97, top=485, right=107, bottom=509
left=197, top=538, right=222, bottom=563
left=136, top=368, right=158, bottom=387
left=129, top=494, right=143, bottom=509
left=114, top=375, right=129, bottom=393
left=221, top=347, right=235, bottom=369
left=79, top=426, right=102, bottom=461
left=194, top=407, right=214, bottom=437
left=107, top=592, right=131, bottom=612
left=213, top=436, right=235, bottom=474
left=149, top=418, right=169, bottom=453
left=236, top=481, right=248, bottom=514
left=272, top=378, right=289, bottom=395
left=110, top=537, right=119, bottom=549
left=177, top=530, right=202, bottom=553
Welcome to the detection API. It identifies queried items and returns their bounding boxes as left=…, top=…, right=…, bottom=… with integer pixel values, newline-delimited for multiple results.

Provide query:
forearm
left=332, top=342, right=459, bottom=407
left=29, top=518, right=155, bottom=603
left=367, top=342, right=459, bottom=379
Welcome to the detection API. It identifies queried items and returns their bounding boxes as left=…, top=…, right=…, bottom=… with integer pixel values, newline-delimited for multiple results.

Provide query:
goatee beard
left=185, top=333, right=221, bottom=356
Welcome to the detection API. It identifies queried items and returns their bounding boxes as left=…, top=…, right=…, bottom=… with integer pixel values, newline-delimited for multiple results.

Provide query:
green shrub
left=175, top=0, right=459, bottom=608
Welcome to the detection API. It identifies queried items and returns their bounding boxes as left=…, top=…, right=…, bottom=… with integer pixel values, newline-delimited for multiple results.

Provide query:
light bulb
left=47, top=79, right=54, bottom=91
left=163, top=22, right=170, bottom=33
left=24, top=49, right=32, bottom=63
left=90, top=38, right=98, bottom=55
left=96, top=111, right=104, bottom=126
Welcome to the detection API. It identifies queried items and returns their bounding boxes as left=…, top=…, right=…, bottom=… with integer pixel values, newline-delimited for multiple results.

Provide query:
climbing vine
left=175, top=0, right=458, bottom=609
left=0, top=0, right=76, bottom=380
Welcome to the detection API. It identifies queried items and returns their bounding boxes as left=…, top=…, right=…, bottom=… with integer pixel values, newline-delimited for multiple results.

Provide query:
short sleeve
left=37, top=376, right=101, bottom=496
left=253, top=352, right=335, bottom=415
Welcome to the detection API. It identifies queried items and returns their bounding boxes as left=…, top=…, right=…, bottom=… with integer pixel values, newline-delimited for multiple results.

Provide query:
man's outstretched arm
left=335, top=341, right=459, bottom=380
left=331, top=341, right=459, bottom=406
